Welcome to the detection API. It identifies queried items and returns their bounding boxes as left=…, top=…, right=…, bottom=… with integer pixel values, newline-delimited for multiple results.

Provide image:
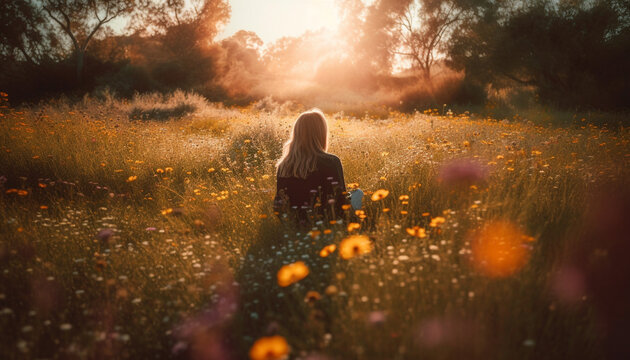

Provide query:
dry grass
left=0, top=93, right=628, bottom=359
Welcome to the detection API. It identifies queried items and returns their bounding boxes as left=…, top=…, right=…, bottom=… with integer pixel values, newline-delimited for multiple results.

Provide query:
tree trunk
left=423, top=67, right=434, bottom=91
left=76, top=50, right=84, bottom=84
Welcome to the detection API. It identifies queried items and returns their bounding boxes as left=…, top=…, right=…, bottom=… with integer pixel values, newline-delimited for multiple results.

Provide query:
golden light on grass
left=319, top=244, right=336, bottom=257
left=371, top=189, right=389, bottom=201
left=339, top=235, right=372, bottom=259
left=406, top=226, right=426, bottom=238
left=471, top=220, right=532, bottom=278
left=277, top=261, right=309, bottom=287
left=249, top=335, right=290, bottom=360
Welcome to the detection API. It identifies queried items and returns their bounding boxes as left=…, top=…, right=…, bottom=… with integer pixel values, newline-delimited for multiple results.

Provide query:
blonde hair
left=276, top=109, right=329, bottom=179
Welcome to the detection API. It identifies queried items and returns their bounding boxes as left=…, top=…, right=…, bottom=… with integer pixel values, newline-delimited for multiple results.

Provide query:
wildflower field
left=1, top=92, right=628, bottom=359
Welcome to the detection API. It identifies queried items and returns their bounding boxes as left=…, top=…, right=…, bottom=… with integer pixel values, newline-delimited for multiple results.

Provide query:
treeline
left=1, top=0, right=630, bottom=110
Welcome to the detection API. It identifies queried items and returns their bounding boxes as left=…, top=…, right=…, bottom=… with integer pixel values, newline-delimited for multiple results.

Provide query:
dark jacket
left=274, top=153, right=348, bottom=225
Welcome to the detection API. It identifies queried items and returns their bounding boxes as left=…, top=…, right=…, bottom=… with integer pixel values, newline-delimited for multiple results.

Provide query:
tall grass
left=0, top=93, right=628, bottom=359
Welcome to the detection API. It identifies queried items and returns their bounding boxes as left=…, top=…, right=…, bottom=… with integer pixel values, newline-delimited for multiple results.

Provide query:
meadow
left=1, top=91, right=628, bottom=360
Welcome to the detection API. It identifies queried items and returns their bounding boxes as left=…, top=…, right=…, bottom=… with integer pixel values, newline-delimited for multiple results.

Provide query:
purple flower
left=96, top=228, right=114, bottom=242
left=438, top=158, right=487, bottom=188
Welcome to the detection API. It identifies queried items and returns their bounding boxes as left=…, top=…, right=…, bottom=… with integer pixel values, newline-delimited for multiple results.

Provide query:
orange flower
left=304, top=291, right=321, bottom=303
left=319, top=244, right=336, bottom=257
left=339, top=235, right=372, bottom=259
left=347, top=222, right=360, bottom=232
left=471, top=220, right=532, bottom=278
left=277, top=261, right=309, bottom=287
left=126, top=175, right=137, bottom=182
left=406, top=226, right=426, bottom=238
left=249, top=336, right=290, bottom=360
left=429, top=217, right=446, bottom=227
left=371, top=189, right=389, bottom=201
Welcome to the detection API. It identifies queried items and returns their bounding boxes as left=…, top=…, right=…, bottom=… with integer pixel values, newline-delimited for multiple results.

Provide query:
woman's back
left=274, top=109, right=350, bottom=225
left=275, top=152, right=346, bottom=213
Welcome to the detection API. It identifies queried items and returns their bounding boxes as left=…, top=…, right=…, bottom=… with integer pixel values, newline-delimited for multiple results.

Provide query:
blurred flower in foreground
left=31, top=277, right=65, bottom=314
left=339, top=235, right=372, bottom=259
left=371, top=189, right=389, bottom=201
left=470, top=220, right=532, bottom=277
left=249, top=335, right=290, bottom=360
left=438, top=158, right=486, bottom=188
left=551, top=266, right=586, bottom=303
left=562, top=182, right=630, bottom=359
left=172, top=258, right=237, bottom=359
left=415, top=316, right=482, bottom=354
left=277, top=261, right=309, bottom=287
left=95, top=228, right=114, bottom=243
left=367, top=311, right=387, bottom=326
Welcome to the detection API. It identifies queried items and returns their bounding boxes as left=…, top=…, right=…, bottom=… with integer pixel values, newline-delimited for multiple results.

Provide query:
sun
left=220, top=0, right=342, bottom=44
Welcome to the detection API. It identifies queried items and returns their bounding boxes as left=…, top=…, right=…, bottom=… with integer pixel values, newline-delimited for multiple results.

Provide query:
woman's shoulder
left=317, top=152, right=341, bottom=164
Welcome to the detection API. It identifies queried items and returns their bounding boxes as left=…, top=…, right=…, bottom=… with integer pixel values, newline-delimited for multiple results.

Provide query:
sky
left=218, top=0, right=342, bottom=44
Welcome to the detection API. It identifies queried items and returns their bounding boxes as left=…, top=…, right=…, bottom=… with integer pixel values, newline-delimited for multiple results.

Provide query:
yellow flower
left=339, top=235, right=372, bottom=259
left=249, top=336, right=290, bottom=360
left=399, top=195, right=409, bottom=201
left=156, top=168, right=164, bottom=174
left=429, top=217, right=446, bottom=227
left=126, top=175, right=137, bottom=182
left=406, top=226, right=426, bottom=238
left=347, top=222, right=360, bottom=232
left=371, top=189, right=389, bottom=201
left=319, top=244, right=336, bottom=257
left=277, top=261, right=309, bottom=287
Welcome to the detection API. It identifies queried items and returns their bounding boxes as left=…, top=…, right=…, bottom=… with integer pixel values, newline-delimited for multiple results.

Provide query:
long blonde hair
left=276, top=109, right=329, bottom=179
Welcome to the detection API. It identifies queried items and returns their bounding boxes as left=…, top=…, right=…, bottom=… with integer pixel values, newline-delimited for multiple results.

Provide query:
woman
left=274, top=109, right=362, bottom=226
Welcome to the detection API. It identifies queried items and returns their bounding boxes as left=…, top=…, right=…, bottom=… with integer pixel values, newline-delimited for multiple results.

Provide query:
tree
left=41, top=0, right=138, bottom=83
left=393, top=0, right=467, bottom=83
left=448, top=0, right=630, bottom=108
left=0, top=0, right=61, bottom=65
